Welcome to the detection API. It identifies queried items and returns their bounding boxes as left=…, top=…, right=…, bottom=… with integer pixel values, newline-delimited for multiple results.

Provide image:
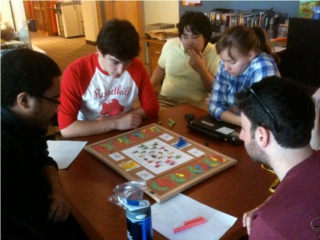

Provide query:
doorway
left=24, top=1, right=56, bottom=36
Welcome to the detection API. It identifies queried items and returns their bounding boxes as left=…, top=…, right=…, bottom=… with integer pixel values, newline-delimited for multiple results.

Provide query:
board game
left=85, top=124, right=237, bottom=202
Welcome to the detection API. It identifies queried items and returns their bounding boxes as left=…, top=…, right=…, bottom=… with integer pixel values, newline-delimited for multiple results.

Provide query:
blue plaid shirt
left=209, top=52, right=280, bottom=120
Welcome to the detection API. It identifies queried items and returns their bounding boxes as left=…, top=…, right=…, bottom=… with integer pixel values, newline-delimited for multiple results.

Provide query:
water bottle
left=19, top=20, right=31, bottom=46
left=119, top=198, right=153, bottom=240
left=312, top=6, right=320, bottom=20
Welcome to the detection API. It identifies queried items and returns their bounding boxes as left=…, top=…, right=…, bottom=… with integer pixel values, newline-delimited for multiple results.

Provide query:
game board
left=85, top=124, right=237, bottom=202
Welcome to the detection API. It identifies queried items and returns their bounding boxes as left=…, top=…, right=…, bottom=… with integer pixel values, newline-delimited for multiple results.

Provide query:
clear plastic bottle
left=19, top=20, right=31, bottom=45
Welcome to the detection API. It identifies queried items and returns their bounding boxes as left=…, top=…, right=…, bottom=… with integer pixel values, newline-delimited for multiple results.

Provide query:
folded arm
left=60, top=108, right=146, bottom=138
left=209, top=71, right=240, bottom=125
left=220, top=108, right=241, bottom=126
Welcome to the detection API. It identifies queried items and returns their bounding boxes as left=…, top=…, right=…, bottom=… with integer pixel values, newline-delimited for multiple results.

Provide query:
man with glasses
left=58, top=19, right=159, bottom=138
left=150, top=11, right=220, bottom=110
left=237, top=76, right=320, bottom=239
left=1, top=49, right=87, bottom=239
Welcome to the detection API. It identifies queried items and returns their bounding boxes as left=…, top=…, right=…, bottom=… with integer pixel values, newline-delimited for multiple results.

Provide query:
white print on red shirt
left=93, top=86, right=132, bottom=98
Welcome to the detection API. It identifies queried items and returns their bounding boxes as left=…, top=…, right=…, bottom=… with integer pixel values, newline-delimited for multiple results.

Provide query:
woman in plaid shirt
left=209, top=25, right=280, bottom=126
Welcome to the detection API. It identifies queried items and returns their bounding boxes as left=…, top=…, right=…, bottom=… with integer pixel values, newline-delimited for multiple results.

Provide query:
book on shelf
left=209, top=8, right=276, bottom=33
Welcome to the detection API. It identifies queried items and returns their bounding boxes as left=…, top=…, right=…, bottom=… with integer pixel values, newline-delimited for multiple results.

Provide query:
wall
left=1, top=0, right=27, bottom=32
left=10, top=0, right=28, bottom=32
left=1, top=0, right=30, bottom=44
left=144, top=0, right=179, bottom=26
left=180, top=1, right=300, bottom=19
left=52, top=1, right=180, bottom=43
left=82, top=1, right=180, bottom=44
left=1, top=0, right=15, bottom=30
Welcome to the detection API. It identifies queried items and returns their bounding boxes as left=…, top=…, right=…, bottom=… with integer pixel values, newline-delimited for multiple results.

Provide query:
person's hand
left=187, top=48, right=206, bottom=73
left=229, top=106, right=240, bottom=115
left=312, top=88, right=320, bottom=109
left=47, top=188, right=71, bottom=223
left=242, top=207, right=258, bottom=235
left=115, top=113, right=142, bottom=130
left=205, top=97, right=210, bottom=105
left=242, top=196, right=271, bottom=235
left=311, top=88, right=320, bottom=150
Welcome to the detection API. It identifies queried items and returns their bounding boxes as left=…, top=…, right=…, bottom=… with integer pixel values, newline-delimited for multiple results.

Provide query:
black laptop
left=187, top=114, right=243, bottom=145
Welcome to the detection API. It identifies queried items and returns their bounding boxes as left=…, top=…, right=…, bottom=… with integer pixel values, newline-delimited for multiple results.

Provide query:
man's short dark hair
left=236, top=76, right=315, bottom=148
left=1, top=49, right=61, bottom=107
left=177, top=11, right=212, bottom=46
left=96, top=19, right=140, bottom=61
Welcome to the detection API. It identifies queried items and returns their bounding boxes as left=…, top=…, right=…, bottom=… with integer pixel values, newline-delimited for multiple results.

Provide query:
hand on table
left=311, top=87, right=320, bottom=150
left=93, top=113, right=143, bottom=132
left=115, top=113, right=142, bottom=130
left=312, top=87, right=320, bottom=109
left=229, top=106, right=240, bottom=114
left=242, top=207, right=258, bottom=235
left=242, top=196, right=271, bottom=235
left=47, top=188, right=71, bottom=223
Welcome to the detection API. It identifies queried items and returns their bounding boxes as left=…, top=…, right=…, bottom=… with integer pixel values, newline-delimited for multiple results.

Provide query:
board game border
left=84, top=123, right=238, bottom=202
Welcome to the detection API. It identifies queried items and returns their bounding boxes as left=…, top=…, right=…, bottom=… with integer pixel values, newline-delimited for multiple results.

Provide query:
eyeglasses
left=180, top=34, right=201, bottom=42
left=35, top=95, right=61, bottom=106
left=249, top=87, right=280, bottom=133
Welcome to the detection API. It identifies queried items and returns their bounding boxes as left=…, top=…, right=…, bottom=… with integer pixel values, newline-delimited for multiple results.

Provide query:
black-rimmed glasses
left=35, top=95, right=61, bottom=106
left=249, top=87, right=280, bottom=133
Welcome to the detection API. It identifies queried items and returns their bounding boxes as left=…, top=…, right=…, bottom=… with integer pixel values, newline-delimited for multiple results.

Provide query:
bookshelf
left=209, top=8, right=278, bottom=33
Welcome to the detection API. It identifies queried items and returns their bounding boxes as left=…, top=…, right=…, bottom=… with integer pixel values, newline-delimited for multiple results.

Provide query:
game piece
left=176, top=136, right=187, bottom=148
left=184, top=114, right=195, bottom=122
left=184, top=216, right=206, bottom=225
left=168, top=119, right=175, bottom=128
left=168, top=119, right=175, bottom=124
left=158, top=121, right=162, bottom=125
left=173, top=216, right=207, bottom=233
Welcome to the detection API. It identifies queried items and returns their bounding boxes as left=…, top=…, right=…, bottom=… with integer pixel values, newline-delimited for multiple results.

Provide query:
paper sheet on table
left=151, top=194, right=237, bottom=240
left=47, top=140, right=87, bottom=169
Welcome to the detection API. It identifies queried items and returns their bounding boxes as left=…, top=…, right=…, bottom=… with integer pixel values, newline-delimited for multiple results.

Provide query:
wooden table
left=58, top=104, right=275, bottom=240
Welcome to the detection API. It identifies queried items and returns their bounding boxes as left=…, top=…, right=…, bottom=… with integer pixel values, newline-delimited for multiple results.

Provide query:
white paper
left=274, top=46, right=286, bottom=52
left=47, top=140, right=87, bottom=169
left=151, top=194, right=237, bottom=240
left=216, top=127, right=235, bottom=135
